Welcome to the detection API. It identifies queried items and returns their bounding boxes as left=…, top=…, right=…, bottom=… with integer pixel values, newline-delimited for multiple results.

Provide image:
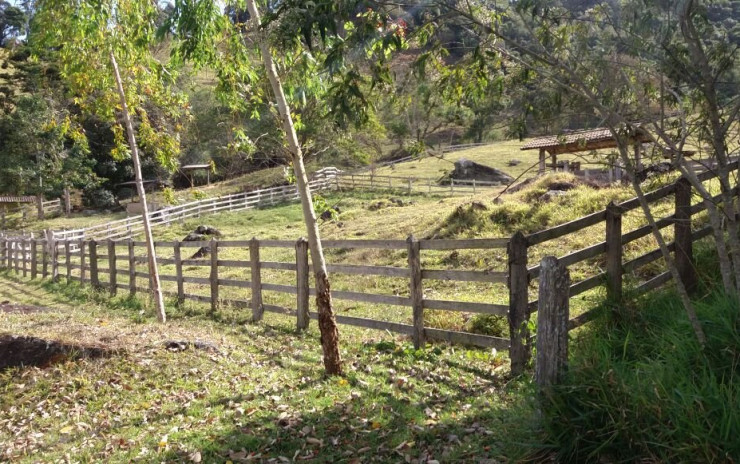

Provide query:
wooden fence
left=1, top=164, right=733, bottom=373
left=335, top=173, right=502, bottom=196
left=51, top=176, right=337, bottom=243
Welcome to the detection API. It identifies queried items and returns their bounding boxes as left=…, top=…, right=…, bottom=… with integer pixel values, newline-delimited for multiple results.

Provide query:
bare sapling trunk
left=110, top=51, right=167, bottom=324
left=617, top=146, right=706, bottom=346
left=245, top=0, right=342, bottom=375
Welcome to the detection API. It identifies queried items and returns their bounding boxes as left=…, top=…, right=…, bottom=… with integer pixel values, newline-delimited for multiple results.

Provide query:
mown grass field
left=0, top=272, right=537, bottom=463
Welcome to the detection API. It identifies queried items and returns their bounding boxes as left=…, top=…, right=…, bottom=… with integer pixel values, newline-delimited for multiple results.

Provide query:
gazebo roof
left=181, top=164, right=211, bottom=171
left=521, top=127, right=652, bottom=154
left=0, top=196, right=36, bottom=203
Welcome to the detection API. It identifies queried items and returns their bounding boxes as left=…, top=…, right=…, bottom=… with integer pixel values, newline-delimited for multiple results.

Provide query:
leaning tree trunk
left=245, top=0, right=342, bottom=375
left=111, top=51, right=167, bottom=324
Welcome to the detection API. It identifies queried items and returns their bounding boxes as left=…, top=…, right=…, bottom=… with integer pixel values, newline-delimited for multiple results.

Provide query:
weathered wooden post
left=250, top=237, right=263, bottom=321
left=0, top=236, right=5, bottom=270
left=210, top=238, right=219, bottom=313
left=535, top=256, right=570, bottom=389
left=296, top=237, right=310, bottom=331
left=41, top=236, right=48, bottom=278
left=173, top=241, right=184, bottom=304
left=65, top=240, right=71, bottom=283
left=605, top=202, right=623, bottom=302
left=674, top=178, right=697, bottom=294
left=22, top=239, right=28, bottom=277
left=108, top=239, right=117, bottom=296
left=30, top=239, right=38, bottom=279
left=128, top=239, right=136, bottom=296
left=407, top=235, right=425, bottom=349
left=89, top=240, right=100, bottom=289
left=508, top=231, right=530, bottom=375
left=78, top=239, right=86, bottom=283
left=36, top=195, right=44, bottom=220
left=63, top=188, right=71, bottom=217
left=49, top=232, right=58, bottom=282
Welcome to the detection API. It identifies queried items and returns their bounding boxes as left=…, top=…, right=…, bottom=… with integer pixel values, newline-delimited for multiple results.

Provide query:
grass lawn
left=0, top=272, right=537, bottom=463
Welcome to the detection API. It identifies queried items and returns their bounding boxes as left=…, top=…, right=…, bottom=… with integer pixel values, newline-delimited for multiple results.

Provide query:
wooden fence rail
left=1, top=164, right=735, bottom=374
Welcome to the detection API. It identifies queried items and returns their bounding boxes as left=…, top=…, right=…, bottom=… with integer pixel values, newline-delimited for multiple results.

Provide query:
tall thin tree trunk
left=245, top=0, right=342, bottom=375
left=111, top=51, right=167, bottom=324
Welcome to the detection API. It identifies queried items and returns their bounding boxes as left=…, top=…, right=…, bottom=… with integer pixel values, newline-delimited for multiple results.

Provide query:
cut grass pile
left=0, top=272, right=536, bottom=463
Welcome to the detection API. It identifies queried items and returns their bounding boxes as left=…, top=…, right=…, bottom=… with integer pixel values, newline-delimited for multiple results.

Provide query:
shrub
left=83, top=188, right=116, bottom=209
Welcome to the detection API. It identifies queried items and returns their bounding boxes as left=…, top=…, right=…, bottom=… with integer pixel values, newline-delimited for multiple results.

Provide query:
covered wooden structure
left=521, top=127, right=652, bottom=179
left=181, top=164, right=212, bottom=186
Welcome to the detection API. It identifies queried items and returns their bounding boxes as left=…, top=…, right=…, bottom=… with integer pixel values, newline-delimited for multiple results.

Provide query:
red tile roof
left=521, top=127, right=650, bottom=151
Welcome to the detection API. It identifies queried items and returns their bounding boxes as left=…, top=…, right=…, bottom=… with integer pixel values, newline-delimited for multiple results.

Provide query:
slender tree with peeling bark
left=33, top=0, right=187, bottom=323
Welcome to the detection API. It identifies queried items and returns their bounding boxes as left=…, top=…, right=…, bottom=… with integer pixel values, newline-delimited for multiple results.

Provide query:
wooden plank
left=65, top=241, right=71, bottom=283
left=421, top=269, right=507, bottom=283
left=568, top=307, right=600, bottom=330
left=621, top=215, right=675, bottom=244
left=618, top=183, right=676, bottom=211
left=261, top=282, right=297, bottom=294
left=217, top=278, right=251, bottom=289
left=158, top=274, right=179, bottom=282
left=309, top=312, right=415, bottom=335
left=423, top=299, right=508, bottom=316
left=261, top=261, right=296, bottom=271
left=180, top=259, right=209, bottom=266
left=79, top=239, right=86, bottom=282
left=408, top=236, right=425, bottom=349
left=529, top=242, right=606, bottom=279
left=323, top=263, right=408, bottom=278
left=622, top=247, right=665, bottom=274
left=250, top=237, right=263, bottom=321
left=419, top=238, right=509, bottom=250
left=262, top=304, right=292, bottom=315
left=182, top=276, right=210, bottom=285
left=259, top=240, right=295, bottom=248
left=217, top=259, right=251, bottom=268
left=331, top=290, right=411, bottom=306
left=635, top=271, right=672, bottom=295
left=425, top=328, right=510, bottom=350
left=569, top=273, right=605, bottom=297
left=322, top=239, right=407, bottom=250
left=527, top=210, right=607, bottom=246
left=296, top=238, right=310, bottom=331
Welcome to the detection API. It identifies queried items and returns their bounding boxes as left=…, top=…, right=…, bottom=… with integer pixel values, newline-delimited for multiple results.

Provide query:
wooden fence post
left=508, top=231, right=530, bottom=376
left=250, top=237, right=263, bottom=321
left=210, top=239, right=219, bottom=313
left=535, top=256, right=570, bottom=389
left=0, top=236, right=5, bottom=269
left=41, top=235, right=48, bottom=279
left=605, top=202, right=623, bottom=302
left=89, top=240, right=100, bottom=289
left=64, top=188, right=71, bottom=217
left=65, top=240, right=71, bottom=283
left=22, top=239, right=28, bottom=277
left=128, top=239, right=136, bottom=296
left=50, top=234, right=58, bottom=283
left=675, top=178, right=697, bottom=294
left=407, top=235, right=425, bottom=349
left=296, top=237, right=310, bottom=330
left=108, top=240, right=117, bottom=296
left=30, top=239, right=37, bottom=279
left=173, top=241, right=184, bottom=304
left=79, top=239, right=86, bottom=283
left=36, top=195, right=44, bottom=220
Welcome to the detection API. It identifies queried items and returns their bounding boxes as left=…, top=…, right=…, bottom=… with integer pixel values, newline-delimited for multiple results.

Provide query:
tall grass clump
left=540, top=245, right=739, bottom=462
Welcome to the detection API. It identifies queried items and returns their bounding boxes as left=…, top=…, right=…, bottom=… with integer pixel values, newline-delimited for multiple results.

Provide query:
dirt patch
left=0, top=335, right=114, bottom=371
left=0, top=301, right=49, bottom=314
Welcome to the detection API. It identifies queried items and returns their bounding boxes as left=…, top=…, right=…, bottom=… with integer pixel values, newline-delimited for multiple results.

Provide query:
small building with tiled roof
left=521, top=127, right=652, bottom=177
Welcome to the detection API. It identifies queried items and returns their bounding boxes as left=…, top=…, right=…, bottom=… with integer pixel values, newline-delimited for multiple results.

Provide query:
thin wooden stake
left=65, top=241, right=71, bottom=283
left=108, top=240, right=117, bottom=296
left=128, top=239, right=136, bottom=296
left=605, top=202, right=623, bottom=302
left=250, top=237, right=263, bottom=321
left=210, top=239, right=219, bottom=313
left=89, top=240, right=100, bottom=289
left=407, top=235, right=425, bottom=349
left=296, top=237, right=310, bottom=331
left=30, top=239, right=37, bottom=279
left=675, top=178, right=697, bottom=294
left=173, top=241, right=184, bottom=305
